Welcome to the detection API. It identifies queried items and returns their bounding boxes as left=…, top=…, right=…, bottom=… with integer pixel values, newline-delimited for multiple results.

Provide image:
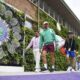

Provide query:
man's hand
left=40, top=49, right=42, bottom=53
left=68, top=48, right=71, bottom=51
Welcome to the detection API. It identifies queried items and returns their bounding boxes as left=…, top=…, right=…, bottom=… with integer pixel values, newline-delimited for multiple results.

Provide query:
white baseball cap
left=43, top=21, right=48, bottom=25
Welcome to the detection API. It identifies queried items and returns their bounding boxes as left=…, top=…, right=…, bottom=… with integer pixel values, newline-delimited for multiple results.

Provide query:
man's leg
left=50, top=52, right=55, bottom=69
left=49, top=44, right=55, bottom=71
left=35, top=50, right=41, bottom=72
left=66, top=51, right=72, bottom=71
left=70, top=51, right=76, bottom=70
left=33, top=49, right=41, bottom=72
left=71, top=57, right=76, bottom=70
left=42, top=50, right=47, bottom=69
left=66, top=51, right=70, bottom=65
left=66, top=55, right=70, bottom=66
left=33, top=50, right=36, bottom=68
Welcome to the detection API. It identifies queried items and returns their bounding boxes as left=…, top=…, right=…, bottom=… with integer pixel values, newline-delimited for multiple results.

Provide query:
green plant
left=0, top=2, right=24, bottom=66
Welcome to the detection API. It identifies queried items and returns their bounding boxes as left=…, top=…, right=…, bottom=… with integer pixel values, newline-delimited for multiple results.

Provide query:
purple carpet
left=0, top=72, right=80, bottom=80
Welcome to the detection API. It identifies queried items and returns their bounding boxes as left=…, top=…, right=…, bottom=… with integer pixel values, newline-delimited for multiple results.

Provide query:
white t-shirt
left=55, top=35, right=65, bottom=42
left=54, top=35, right=65, bottom=49
left=26, top=36, right=40, bottom=50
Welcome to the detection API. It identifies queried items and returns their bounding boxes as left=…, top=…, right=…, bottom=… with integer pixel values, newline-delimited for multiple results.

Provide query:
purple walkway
left=0, top=72, right=80, bottom=80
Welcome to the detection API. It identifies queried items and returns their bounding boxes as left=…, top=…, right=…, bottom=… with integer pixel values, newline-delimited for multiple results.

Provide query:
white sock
left=52, top=65, right=55, bottom=69
left=44, top=64, right=47, bottom=69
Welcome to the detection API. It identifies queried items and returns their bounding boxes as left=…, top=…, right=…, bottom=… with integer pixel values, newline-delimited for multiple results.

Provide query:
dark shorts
left=43, top=43, right=54, bottom=52
left=66, top=50, right=76, bottom=58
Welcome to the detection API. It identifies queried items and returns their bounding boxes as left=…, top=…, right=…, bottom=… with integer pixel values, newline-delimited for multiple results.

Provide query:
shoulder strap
left=68, top=38, right=73, bottom=48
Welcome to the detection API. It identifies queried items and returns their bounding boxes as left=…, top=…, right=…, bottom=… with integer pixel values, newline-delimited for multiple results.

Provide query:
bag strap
left=68, top=38, right=73, bottom=48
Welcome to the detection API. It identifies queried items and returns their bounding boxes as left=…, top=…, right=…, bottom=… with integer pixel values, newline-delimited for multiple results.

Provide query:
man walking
left=64, top=32, right=76, bottom=71
left=39, top=21, right=57, bottom=72
left=26, top=31, right=41, bottom=72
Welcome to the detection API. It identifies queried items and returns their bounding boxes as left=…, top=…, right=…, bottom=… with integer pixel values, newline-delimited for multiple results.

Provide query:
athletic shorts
left=66, top=50, right=76, bottom=58
left=42, top=43, right=54, bottom=52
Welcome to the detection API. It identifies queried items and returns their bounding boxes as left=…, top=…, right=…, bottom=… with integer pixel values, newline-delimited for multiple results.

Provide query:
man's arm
left=51, top=29, right=57, bottom=42
left=39, top=33, right=44, bottom=50
left=26, top=37, right=33, bottom=50
left=64, top=39, right=68, bottom=50
left=73, top=39, right=77, bottom=52
left=74, top=40, right=76, bottom=50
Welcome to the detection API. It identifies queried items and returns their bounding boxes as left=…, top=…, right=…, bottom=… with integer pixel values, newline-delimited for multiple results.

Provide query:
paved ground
left=0, top=71, right=80, bottom=80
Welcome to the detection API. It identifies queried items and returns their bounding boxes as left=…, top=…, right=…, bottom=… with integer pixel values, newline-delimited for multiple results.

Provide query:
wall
left=5, top=0, right=38, bottom=21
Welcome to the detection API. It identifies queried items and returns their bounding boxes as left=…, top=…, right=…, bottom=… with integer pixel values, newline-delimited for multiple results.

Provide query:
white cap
left=43, top=21, right=48, bottom=25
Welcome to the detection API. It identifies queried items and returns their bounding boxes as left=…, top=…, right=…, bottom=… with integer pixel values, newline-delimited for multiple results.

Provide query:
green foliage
left=24, top=27, right=35, bottom=71
left=55, top=51, right=67, bottom=71
left=39, top=10, right=56, bottom=29
left=0, top=2, right=24, bottom=66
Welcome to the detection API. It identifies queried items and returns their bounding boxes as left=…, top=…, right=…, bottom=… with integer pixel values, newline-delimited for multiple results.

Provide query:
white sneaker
left=67, top=66, right=72, bottom=71
left=35, top=69, right=41, bottom=72
left=71, top=68, right=75, bottom=72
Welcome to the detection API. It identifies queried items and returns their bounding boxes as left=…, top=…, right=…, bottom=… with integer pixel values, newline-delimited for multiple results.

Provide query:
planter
left=0, top=66, right=24, bottom=72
